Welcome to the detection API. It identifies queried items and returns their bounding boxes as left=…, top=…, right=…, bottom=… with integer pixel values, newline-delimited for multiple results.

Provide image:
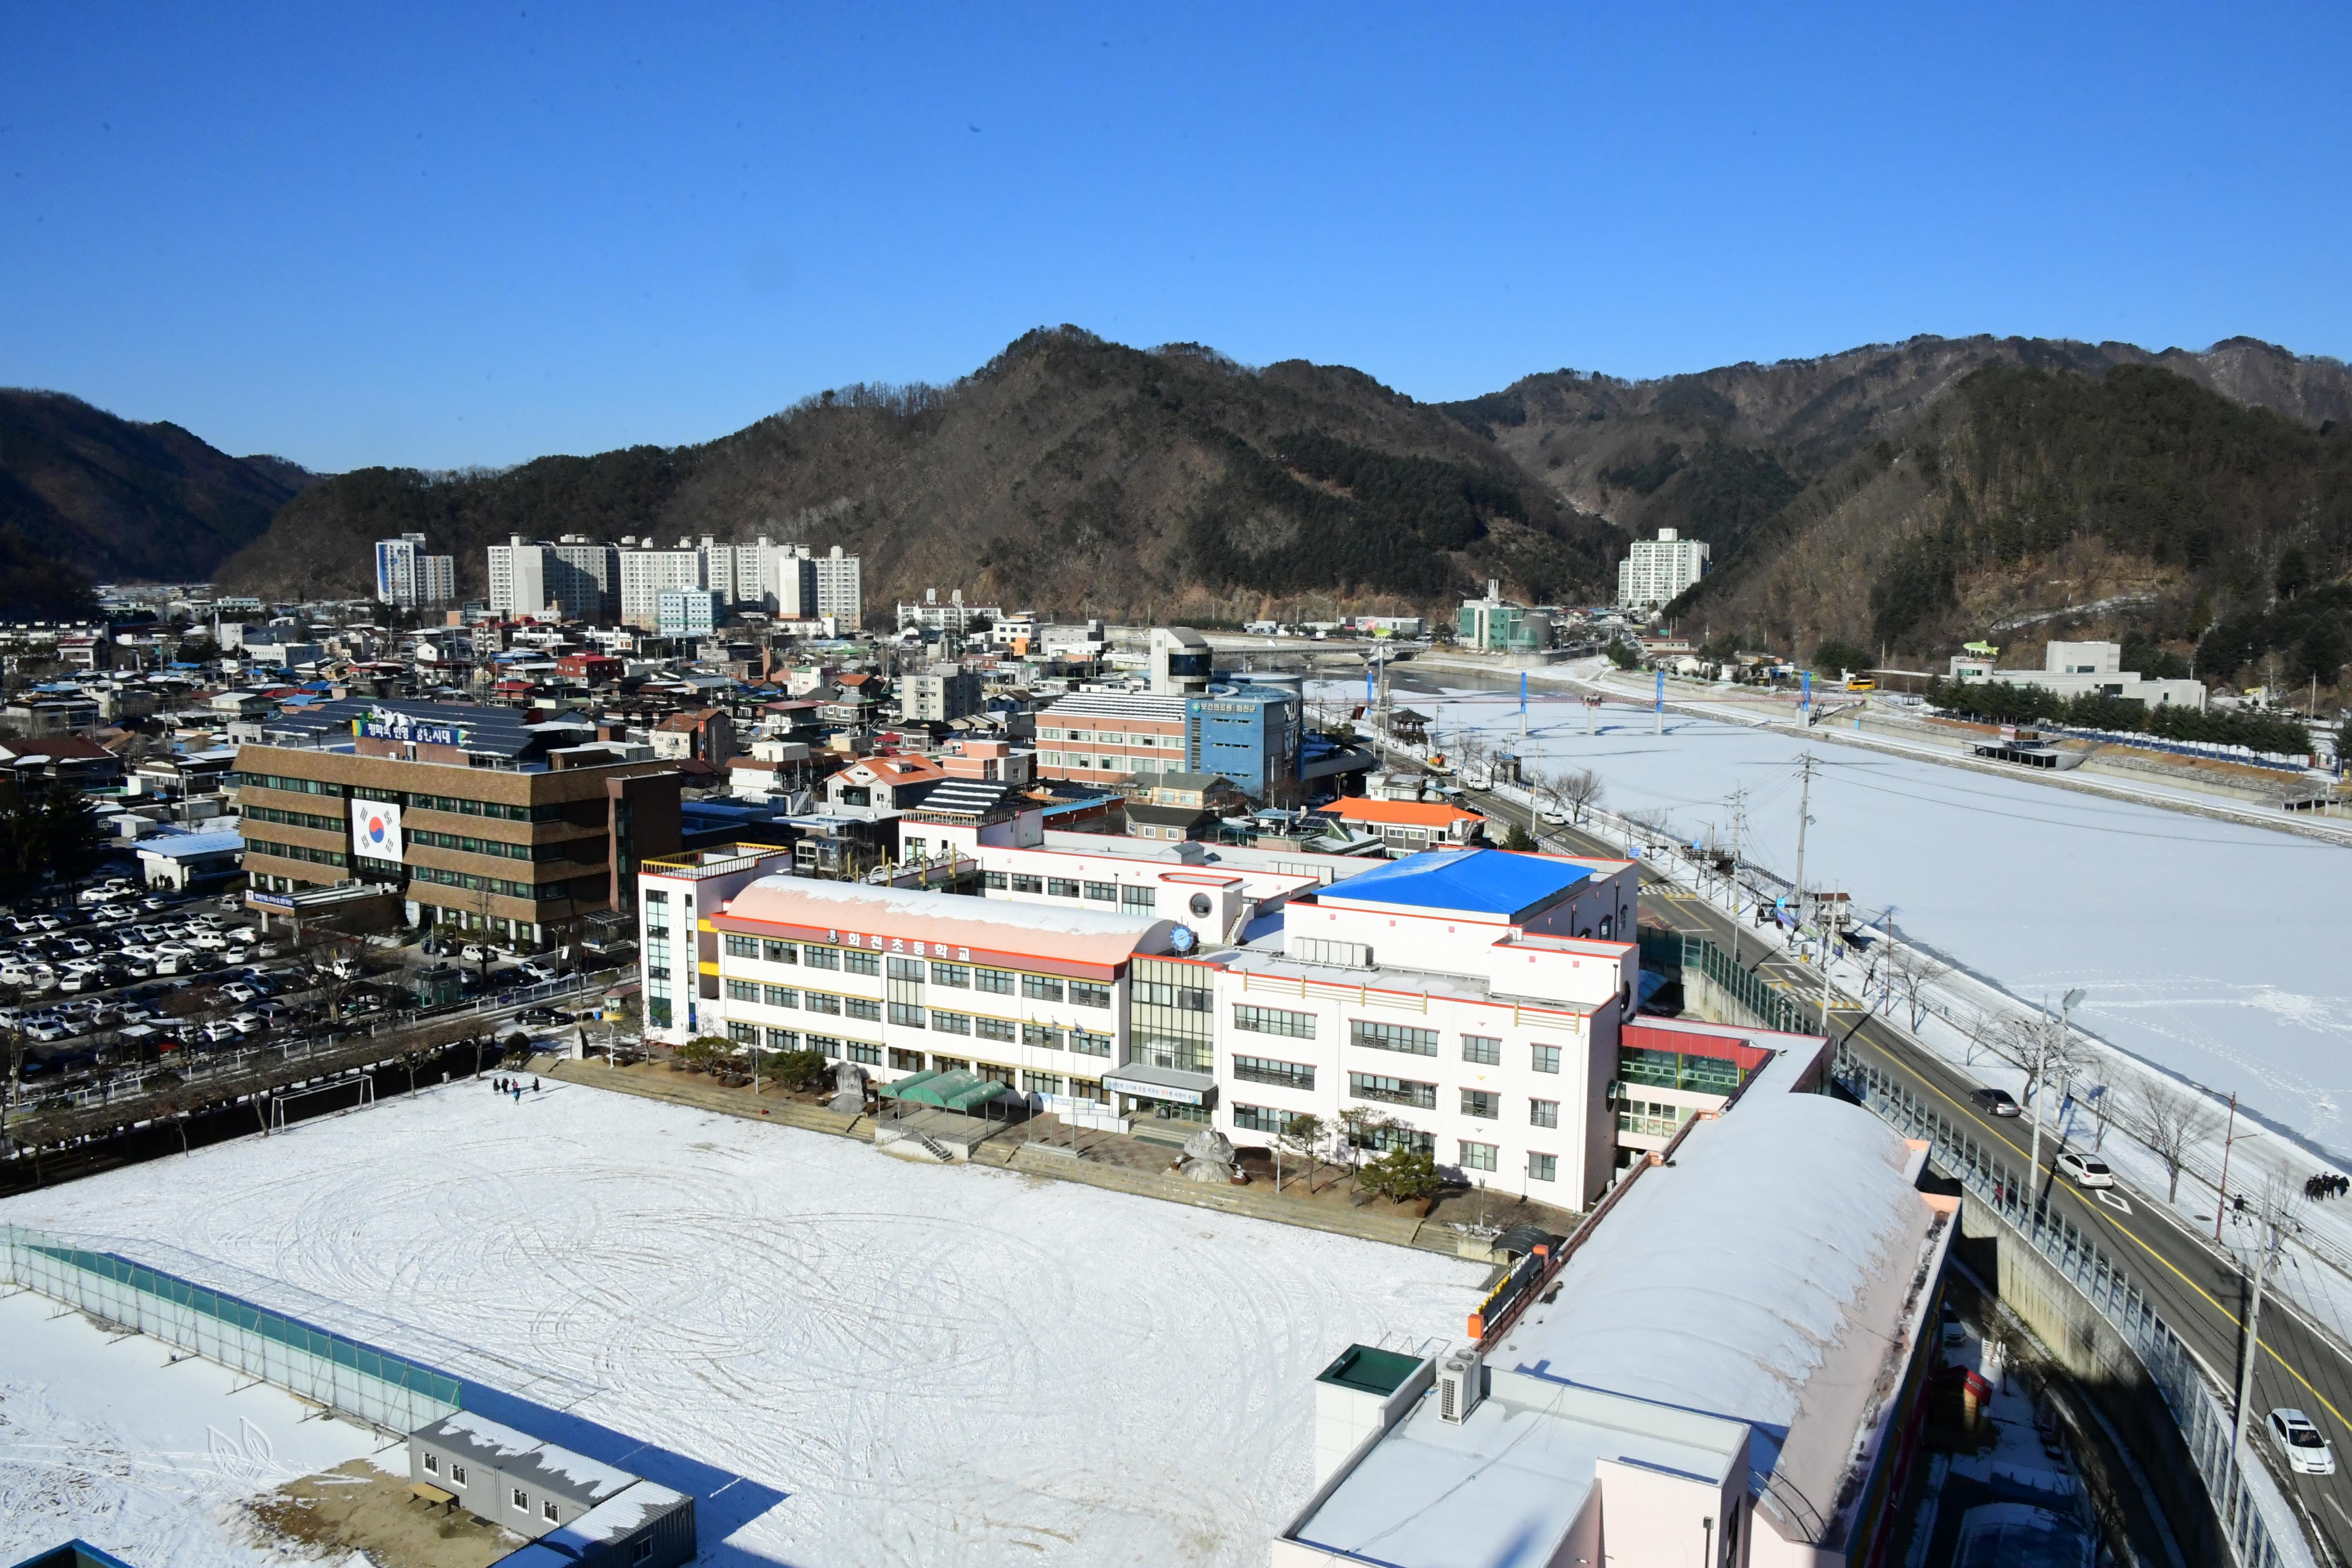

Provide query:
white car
left=226, top=1011, right=266, bottom=1037
left=189, top=931, right=229, bottom=951
left=200, top=1020, right=241, bottom=1044
left=461, top=944, right=491, bottom=963
left=2270, top=1408, right=2336, bottom=1475
left=24, top=1021, right=70, bottom=1043
left=2057, top=1150, right=2115, bottom=1190
left=218, top=981, right=259, bottom=1004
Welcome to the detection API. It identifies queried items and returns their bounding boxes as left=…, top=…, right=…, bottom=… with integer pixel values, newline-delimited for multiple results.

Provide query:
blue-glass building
left=1185, top=686, right=1301, bottom=800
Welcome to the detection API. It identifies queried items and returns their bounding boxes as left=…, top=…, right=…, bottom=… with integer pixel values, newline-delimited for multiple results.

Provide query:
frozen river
left=1365, top=672, right=2352, bottom=1161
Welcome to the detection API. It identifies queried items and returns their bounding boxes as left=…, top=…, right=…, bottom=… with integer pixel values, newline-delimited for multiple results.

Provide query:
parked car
left=200, top=1020, right=241, bottom=1044
left=2269, top=1409, right=2337, bottom=1475
left=327, top=955, right=365, bottom=980
left=218, top=981, right=259, bottom=1004
left=517, top=1006, right=572, bottom=1026
left=2056, top=1150, right=2115, bottom=1190
left=226, top=1012, right=266, bottom=1037
left=461, top=944, right=491, bottom=964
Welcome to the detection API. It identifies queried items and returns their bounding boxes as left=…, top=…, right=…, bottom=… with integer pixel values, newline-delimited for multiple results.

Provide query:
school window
left=1351, top=1020, right=1439, bottom=1057
left=976, top=1017, right=1016, bottom=1043
left=803, top=947, right=841, bottom=971
left=975, top=967, right=1015, bottom=995
left=931, top=1011, right=972, bottom=1035
left=1083, top=881, right=1116, bottom=902
left=1231, top=1055, right=1315, bottom=1091
left=1528, top=1152, right=1557, bottom=1182
left=728, top=1021, right=758, bottom=1043
left=846, top=997, right=881, bottom=1022
left=1021, top=974, right=1064, bottom=1002
left=1068, top=980, right=1111, bottom=1009
left=1462, top=1035, right=1501, bottom=1065
left=889, top=1048, right=925, bottom=1071
left=1349, top=1072, right=1436, bottom=1110
left=762, top=939, right=798, bottom=964
left=1461, top=1089, right=1500, bottom=1119
left=643, top=889, right=668, bottom=907
left=1120, top=886, right=1156, bottom=912
left=724, top=934, right=759, bottom=958
left=887, top=956, right=926, bottom=980
left=983, top=871, right=1008, bottom=890
left=765, top=1027, right=799, bottom=1050
left=1047, top=878, right=1082, bottom=898
left=764, top=985, right=797, bottom=1008
left=1070, top=1028, right=1112, bottom=1057
left=1233, top=1103, right=1301, bottom=1135
left=843, top=950, right=880, bottom=977
left=846, top=1041, right=882, bottom=1066
left=1530, top=1098, right=1560, bottom=1129
left=1459, top=1141, right=1497, bottom=1173
left=1024, top=1070, right=1065, bottom=1096
left=726, top=979, right=759, bottom=1002
left=1234, top=1004, right=1315, bottom=1038
left=1531, top=1044, right=1561, bottom=1074
left=805, top=993, right=842, bottom=1015
left=930, top=961, right=969, bottom=987
left=1024, top=1023, right=1066, bottom=1050
left=1011, top=875, right=1044, bottom=894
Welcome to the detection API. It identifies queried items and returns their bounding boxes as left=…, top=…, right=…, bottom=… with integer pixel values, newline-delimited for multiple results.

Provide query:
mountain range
left=6, top=329, right=2349, bottom=686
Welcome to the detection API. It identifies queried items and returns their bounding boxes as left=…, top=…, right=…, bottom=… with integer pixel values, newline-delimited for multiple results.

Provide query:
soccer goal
left=267, top=1073, right=376, bottom=1134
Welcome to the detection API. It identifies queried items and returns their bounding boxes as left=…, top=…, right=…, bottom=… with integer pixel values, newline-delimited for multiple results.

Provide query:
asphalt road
left=1464, top=781, right=2352, bottom=1565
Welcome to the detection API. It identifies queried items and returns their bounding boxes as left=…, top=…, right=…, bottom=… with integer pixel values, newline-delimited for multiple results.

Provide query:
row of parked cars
left=0, top=901, right=275, bottom=998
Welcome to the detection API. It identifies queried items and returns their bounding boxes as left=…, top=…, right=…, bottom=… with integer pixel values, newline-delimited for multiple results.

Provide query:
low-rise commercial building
left=232, top=698, right=683, bottom=947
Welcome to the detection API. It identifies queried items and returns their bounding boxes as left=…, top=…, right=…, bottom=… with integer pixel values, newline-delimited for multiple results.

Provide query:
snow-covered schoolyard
left=1371, top=674, right=2352, bottom=1159
left=0, top=1080, right=1486, bottom=1568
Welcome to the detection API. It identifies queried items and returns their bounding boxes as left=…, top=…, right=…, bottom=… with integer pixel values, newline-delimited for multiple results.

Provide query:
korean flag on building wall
left=351, top=798, right=404, bottom=863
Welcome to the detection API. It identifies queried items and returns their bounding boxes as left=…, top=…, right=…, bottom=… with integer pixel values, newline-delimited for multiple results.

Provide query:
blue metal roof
left=1317, top=848, right=1590, bottom=921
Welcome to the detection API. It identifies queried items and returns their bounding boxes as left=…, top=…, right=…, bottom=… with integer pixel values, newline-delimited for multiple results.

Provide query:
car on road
left=2269, top=1409, right=2336, bottom=1475
left=1971, top=1088, right=2022, bottom=1117
left=2056, top=1150, right=2115, bottom=1190
left=460, top=943, right=492, bottom=963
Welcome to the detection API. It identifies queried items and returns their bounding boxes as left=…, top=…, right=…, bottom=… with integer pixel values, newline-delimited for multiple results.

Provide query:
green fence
left=5, top=1224, right=460, bottom=1432
left=1674, top=933, right=1817, bottom=1037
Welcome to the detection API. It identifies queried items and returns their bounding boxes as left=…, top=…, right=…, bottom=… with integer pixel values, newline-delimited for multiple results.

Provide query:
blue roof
left=1317, top=848, right=1590, bottom=921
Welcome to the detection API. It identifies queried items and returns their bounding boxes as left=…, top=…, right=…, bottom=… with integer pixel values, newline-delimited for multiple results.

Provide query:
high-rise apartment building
left=375, top=534, right=456, bottom=609
left=618, top=542, right=708, bottom=629
left=814, top=544, right=862, bottom=630
left=1616, top=528, right=1710, bottom=610
left=488, top=536, right=621, bottom=621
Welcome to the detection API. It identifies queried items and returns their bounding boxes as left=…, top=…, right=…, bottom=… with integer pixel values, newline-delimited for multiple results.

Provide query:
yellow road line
left=1864, top=1024, right=2352, bottom=1436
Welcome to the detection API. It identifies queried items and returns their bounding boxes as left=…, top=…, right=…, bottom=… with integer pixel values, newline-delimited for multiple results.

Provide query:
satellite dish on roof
left=1169, top=924, right=1197, bottom=954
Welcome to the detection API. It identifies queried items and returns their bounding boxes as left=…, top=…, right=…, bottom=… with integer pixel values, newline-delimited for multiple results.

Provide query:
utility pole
left=1727, top=788, right=1746, bottom=968
left=1791, top=754, right=1814, bottom=959
left=2231, top=1199, right=2287, bottom=1473
left=2215, top=1092, right=2243, bottom=1242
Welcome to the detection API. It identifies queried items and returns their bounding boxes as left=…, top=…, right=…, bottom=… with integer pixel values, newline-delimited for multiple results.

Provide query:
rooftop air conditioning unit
left=1436, top=1348, right=1484, bottom=1425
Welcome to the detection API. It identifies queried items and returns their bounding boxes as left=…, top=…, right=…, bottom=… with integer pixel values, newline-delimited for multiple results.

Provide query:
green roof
left=879, top=1068, right=1009, bottom=1113
left=1317, top=1344, right=1424, bottom=1398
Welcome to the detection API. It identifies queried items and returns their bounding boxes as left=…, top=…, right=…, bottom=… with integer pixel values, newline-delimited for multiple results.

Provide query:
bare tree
left=1886, top=944, right=1950, bottom=1032
left=2125, top=1075, right=2221, bottom=1203
left=1557, top=768, right=1603, bottom=827
left=1276, top=1112, right=1326, bottom=1195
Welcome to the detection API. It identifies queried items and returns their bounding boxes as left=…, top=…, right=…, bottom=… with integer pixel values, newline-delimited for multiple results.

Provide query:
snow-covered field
left=0, top=1288, right=381, bottom=1567
left=1373, top=674, right=2352, bottom=1160
left=0, top=1081, right=1486, bottom=1568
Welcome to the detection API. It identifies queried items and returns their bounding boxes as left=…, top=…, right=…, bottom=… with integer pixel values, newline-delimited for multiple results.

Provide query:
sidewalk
left=542, top=1057, right=1571, bottom=1262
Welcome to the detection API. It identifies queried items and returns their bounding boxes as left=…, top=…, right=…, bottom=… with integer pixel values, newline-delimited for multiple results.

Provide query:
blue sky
left=3, top=3, right=2346, bottom=473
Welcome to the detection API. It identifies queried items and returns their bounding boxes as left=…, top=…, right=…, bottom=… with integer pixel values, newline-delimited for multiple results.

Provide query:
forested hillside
left=0, top=391, right=314, bottom=616
left=219, top=329, right=1622, bottom=619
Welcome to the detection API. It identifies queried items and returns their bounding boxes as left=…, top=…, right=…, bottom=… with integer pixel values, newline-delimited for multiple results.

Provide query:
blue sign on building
left=1185, top=687, right=1301, bottom=800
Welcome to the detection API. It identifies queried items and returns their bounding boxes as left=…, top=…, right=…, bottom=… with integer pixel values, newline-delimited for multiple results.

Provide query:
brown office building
left=231, top=698, right=683, bottom=947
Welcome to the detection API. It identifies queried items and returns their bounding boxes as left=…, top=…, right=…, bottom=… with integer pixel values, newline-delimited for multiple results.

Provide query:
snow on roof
left=1491, top=1094, right=1936, bottom=1532
left=1318, top=847, right=1592, bottom=921
left=413, top=1412, right=642, bottom=1506
left=719, top=875, right=1171, bottom=971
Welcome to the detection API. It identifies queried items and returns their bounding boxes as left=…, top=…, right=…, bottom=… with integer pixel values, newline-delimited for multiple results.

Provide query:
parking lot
left=0, top=874, right=596, bottom=1117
